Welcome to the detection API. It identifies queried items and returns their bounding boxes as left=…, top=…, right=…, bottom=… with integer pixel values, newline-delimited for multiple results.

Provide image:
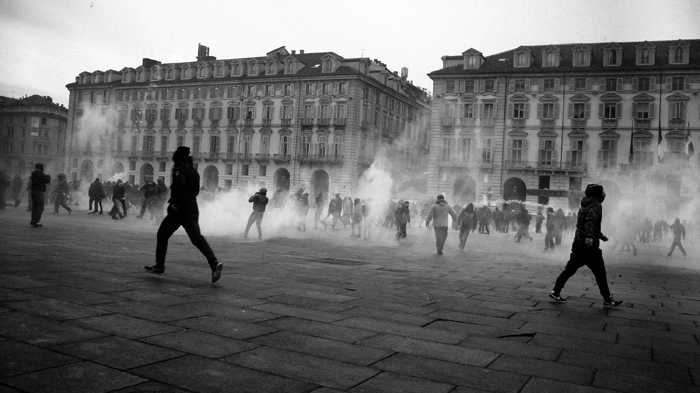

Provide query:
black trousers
left=459, top=226, right=471, bottom=250
left=30, top=191, right=45, bottom=224
left=155, top=212, right=217, bottom=267
left=396, top=223, right=407, bottom=238
left=553, top=244, right=611, bottom=300
left=90, top=198, right=103, bottom=213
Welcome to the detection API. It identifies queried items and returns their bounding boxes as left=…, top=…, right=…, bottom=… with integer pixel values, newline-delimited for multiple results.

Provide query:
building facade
left=428, top=39, right=699, bottom=215
left=0, top=95, right=68, bottom=177
left=65, top=45, right=431, bottom=199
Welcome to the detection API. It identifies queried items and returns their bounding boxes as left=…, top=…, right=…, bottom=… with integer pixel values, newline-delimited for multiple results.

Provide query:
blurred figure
left=152, top=178, right=169, bottom=224
left=550, top=184, right=622, bottom=308
left=322, top=193, right=343, bottom=229
left=137, top=181, right=157, bottom=219
left=296, top=192, right=310, bottom=231
left=667, top=218, right=687, bottom=257
left=242, top=188, right=268, bottom=239
left=29, top=163, right=51, bottom=227
left=362, top=198, right=372, bottom=239
left=535, top=210, right=545, bottom=234
left=426, top=195, right=457, bottom=255
left=0, top=169, right=9, bottom=210
left=53, top=173, right=72, bottom=215
left=341, top=196, right=353, bottom=227
left=457, top=203, right=477, bottom=251
left=145, top=146, right=222, bottom=283
left=109, top=179, right=126, bottom=219
left=11, top=173, right=23, bottom=207
left=351, top=198, right=362, bottom=238
left=313, top=193, right=325, bottom=230
left=514, top=205, right=532, bottom=242
left=88, top=178, right=105, bottom=214
left=554, top=209, right=566, bottom=244
left=543, top=207, right=556, bottom=252
left=394, top=200, right=411, bottom=240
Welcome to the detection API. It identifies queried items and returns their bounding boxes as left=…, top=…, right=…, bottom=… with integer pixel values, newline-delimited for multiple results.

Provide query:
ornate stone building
left=65, top=45, right=430, bottom=198
left=428, top=39, right=699, bottom=215
left=0, top=95, right=68, bottom=177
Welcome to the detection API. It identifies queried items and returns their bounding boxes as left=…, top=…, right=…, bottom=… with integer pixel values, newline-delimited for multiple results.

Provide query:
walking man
left=242, top=188, right=268, bottom=239
left=88, top=178, right=105, bottom=214
left=457, top=203, right=477, bottom=251
left=394, top=200, right=411, bottom=240
left=29, top=163, right=51, bottom=227
left=144, top=146, right=222, bottom=283
left=549, top=184, right=623, bottom=308
left=666, top=218, right=687, bottom=257
left=53, top=173, right=72, bottom=214
left=425, top=195, right=457, bottom=255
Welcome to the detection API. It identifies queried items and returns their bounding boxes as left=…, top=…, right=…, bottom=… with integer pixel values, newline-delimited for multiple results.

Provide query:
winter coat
left=457, top=209, right=477, bottom=231
left=573, top=196, right=605, bottom=249
left=30, top=169, right=51, bottom=192
left=168, top=164, right=201, bottom=214
left=426, top=200, right=457, bottom=227
left=394, top=206, right=411, bottom=225
left=249, top=193, right=269, bottom=213
left=88, top=181, right=105, bottom=199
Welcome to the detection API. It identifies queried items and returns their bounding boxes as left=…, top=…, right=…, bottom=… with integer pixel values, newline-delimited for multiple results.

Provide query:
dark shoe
left=549, top=291, right=567, bottom=302
left=437, top=249, right=443, bottom=255
left=30, top=223, right=40, bottom=228
left=240, top=233, right=248, bottom=239
left=603, top=298, right=623, bottom=308
left=144, top=265, right=164, bottom=274
left=211, top=262, right=223, bottom=283
left=98, top=211, right=103, bottom=214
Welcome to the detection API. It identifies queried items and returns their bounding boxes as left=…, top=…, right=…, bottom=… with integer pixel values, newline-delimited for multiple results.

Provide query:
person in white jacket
left=425, top=195, right=457, bottom=255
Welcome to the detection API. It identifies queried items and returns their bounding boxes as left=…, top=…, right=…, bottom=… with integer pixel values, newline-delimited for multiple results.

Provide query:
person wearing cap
left=29, top=163, right=51, bottom=227
left=241, top=187, right=269, bottom=239
left=549, top=184, right=623, bottom=308
left=425, top=194, right=457, bottom=255
left=144, top=146, right=222, bottom=283
left=53, top=173, right=72, bottom=215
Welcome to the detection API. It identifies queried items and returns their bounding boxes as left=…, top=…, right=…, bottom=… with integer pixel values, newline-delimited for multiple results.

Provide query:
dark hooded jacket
left=168, top=164, right=200, bottom=214
left=88, top=180, right=105, bottom=199
left=573, top=196, right=604, bottom=248
left=457, top=204, right=477, bottom=231
left=249, top=191, right=269, bottom=213
left=30, top=169, right=51, bottom=192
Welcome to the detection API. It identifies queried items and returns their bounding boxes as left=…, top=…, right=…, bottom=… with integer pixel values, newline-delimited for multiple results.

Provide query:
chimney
left=291, top=50, right=296, bottom=55
left=299, top=50, right=304, bottom=54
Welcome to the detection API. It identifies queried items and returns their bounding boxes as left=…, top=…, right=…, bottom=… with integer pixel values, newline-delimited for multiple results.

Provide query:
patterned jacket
left=573, top=196, right=604, bottom=248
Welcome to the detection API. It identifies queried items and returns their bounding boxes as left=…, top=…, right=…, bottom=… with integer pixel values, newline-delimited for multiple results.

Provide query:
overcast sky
left=1, top=0, right=698, bottom=106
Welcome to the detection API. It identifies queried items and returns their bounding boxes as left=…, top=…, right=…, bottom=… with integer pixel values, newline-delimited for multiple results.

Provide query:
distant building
left=0, top=95, right=68, bottom=177
left=428, top=39, right=699, bottom=215
left=65, top=45, right=431, bottom=199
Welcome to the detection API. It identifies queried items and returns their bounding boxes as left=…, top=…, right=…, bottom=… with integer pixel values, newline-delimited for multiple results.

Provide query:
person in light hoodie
left=425, top=194, right=457, bottom=255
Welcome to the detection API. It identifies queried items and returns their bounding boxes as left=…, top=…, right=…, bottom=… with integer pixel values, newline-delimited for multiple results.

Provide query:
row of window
left=443, top=76, right=692, bottom=94
left=0, top=141, right=61, bottom=156
left=440, top=135, right=691, bottom=169
left=507, top=42, right=690, bottom=69
left=112, top=133, right=345, bottom=158
left=443, top=101, right=692, bottom=121
left=115, top=55, right=339, bottom=84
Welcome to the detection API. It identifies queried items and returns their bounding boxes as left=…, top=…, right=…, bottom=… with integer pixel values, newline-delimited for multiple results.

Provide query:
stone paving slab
left=1, top=207, right=699, bottom=392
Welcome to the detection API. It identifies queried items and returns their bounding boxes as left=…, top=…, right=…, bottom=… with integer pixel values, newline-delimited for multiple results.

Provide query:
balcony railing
left=141, top=150, right=155, bottom=159
left=239, top=152, right=253, bottom=161
left=563, top=161, right=588, bottom=171
left=160, top=150, right=169, bottom=157
left=571, top=119, right=587, bottom=129
left=297, top=154, right=344, bottom=164
left=441, top=118, right=456, bottom=127
left=668, top=118, right=685, bottom=130
left=459, top=118, right=476, bottom=127
left=437, top=156, right=474, bottom=168
left=254, top=153, right=270, bottom=162
left=333, top=118, right=346, bottom=126
left=505, top=159, right=560, bottom=170
left=301, top=118, right=314, bottom=126
left=481, top=118, right=496, bottom=127
left=540, top=119, right=556, bottom=129
left=272, top=153, right=291, bottom=163
left=634, top=119, right=651, bottom=130
left=281, top=119, right=292, bottom=127
left=244, top=119, right=254, bottom=127
left=602, top=119, right=617, bottom=129
left=210, top=119, right=220, bottom=127
left=318, top=118, right=330, bottom=126
left=511, top=118, right=526, bottom=128
left=206, top=152, right=220, bottom=160
left=262, top=119, right=272, bottom=127
left=177, top=119, right=186, bottom=128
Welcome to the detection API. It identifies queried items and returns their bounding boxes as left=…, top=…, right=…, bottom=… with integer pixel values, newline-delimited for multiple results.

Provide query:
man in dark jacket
left=29, top=163, right=51, bottom=227
left=549, top=184, right=622, bottom=308
left=137, top=181, right=157, bottom=219
left=457, top=203, right=477, bottom=250
left=145, top=146, right=222, bottom=283
left=323, top=193, right=343, bottom=229
left=543, top=207, right=556, bottom=252
left=666, top=218, right=687, bottom=257
left=394, top=200, right=411, bottom=240
left=53, top=173, right=72, bottom=214
left=109, top=179, right=126, bottom=219
left=425, top=195, right=457, bottom=255
left=242, top=187, right=269, bottom=239
left=88, top=178, right=105, bottom=214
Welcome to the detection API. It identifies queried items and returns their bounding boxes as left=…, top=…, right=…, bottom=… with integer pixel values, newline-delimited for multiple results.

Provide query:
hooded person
left=242, top=187, right=269, bottom=239
left=109, top=179, right=126, bottom=219
left=549, top=184, right=623, bottom=308
left=144, top=146, right=223, bottom=283
left=667, top=218, right=687, bottom=257
left=53, top=173, right=72, bottom=214
left=88, top=178, right=105, bottom=214
left=457, top=202, right=477, bottom=251
left=543, top=207, right=556, bottom=252
left=29, top=163, right=51, bottom=227
left=425, top=195, right=458, bottom=255
left=394, top=200, right=411, bottom=240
